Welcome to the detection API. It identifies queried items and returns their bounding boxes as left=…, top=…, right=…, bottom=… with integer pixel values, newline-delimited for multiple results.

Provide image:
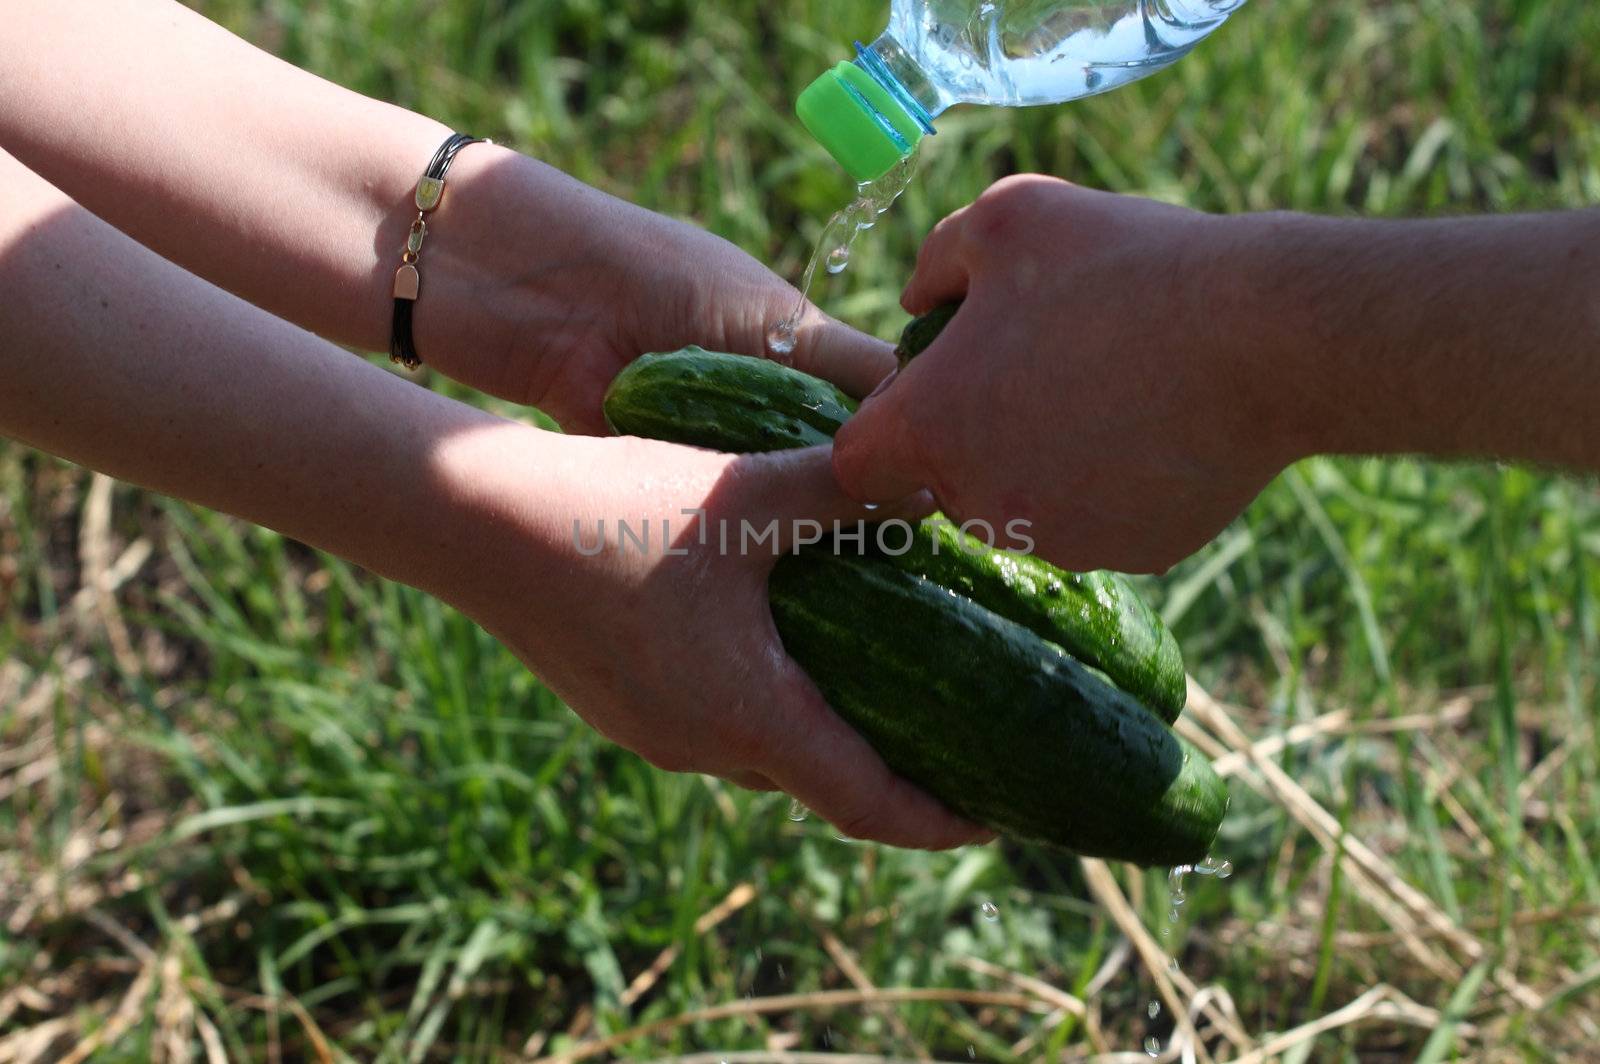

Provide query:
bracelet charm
left=388, top=132, right=487, bottom=370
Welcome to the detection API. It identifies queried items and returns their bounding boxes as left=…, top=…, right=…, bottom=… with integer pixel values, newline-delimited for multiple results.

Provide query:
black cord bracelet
left=390, top=132, right=488, bottom=370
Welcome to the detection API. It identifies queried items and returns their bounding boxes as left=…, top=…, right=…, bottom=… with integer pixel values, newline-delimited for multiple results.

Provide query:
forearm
left=1228, top=209, right=1600, bottom=470
left=0, top=148, right=552, bottom=610
left=0, top=0, right=499, bottom=358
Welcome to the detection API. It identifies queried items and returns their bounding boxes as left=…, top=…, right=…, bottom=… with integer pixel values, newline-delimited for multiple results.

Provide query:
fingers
left=762, top=663, right=993, bottom=850
left=831, top=371, right=932, bottom=505
left=726, top=446, right=933, bottom=551
left=789, top=308, right=898, bottom=399
left=902, top=207, right=973, bottom=314
left=724, top=769, right=780, bottom=792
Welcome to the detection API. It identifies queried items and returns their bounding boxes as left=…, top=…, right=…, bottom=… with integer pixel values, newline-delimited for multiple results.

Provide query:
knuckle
left=968, top=174, right=1061, bottom=243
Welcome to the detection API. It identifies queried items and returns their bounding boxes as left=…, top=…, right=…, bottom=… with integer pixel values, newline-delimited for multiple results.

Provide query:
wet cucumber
left=603, top=346, right=1223, bottom=861
left=601, top=346, right=857, bottom=452
left=770, top=550, right=1224, bottom=864
left=603, top=347, right=1187, bottom=720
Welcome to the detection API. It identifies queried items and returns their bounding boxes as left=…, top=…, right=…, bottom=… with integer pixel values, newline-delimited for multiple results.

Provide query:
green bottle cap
left=797, top=61, right=926, bottom=183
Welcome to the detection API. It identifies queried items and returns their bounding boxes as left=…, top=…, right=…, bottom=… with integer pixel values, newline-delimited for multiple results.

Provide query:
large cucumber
left=771, top=551, right=1224, bottom=864
left=603, top=348, right=1187, bottom=720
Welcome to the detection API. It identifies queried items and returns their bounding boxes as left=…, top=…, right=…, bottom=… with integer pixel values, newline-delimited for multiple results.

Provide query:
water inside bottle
left=888, top=0, right=1247, bottom=113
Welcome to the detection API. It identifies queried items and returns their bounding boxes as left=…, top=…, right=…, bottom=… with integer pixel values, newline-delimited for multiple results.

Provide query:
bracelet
left=389, top=132, right=489, bottom=370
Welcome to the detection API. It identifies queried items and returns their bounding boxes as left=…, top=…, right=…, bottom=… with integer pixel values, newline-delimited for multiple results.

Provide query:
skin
left=834, top=174, right=1600, bottom=574
left=0, top=2, right=989, bottom=848
left=0, top=0, right=894, bottom=429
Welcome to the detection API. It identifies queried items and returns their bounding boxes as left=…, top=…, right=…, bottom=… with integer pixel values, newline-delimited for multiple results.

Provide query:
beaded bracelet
left=389, top=132, right=489, bottom=370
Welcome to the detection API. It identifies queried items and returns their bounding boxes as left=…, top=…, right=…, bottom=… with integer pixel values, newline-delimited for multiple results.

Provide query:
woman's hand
left=420, top=147, right=895, bottom=433
left=431, top=425, right=989, bottom=849
left=1, top=4, right=894, bottom=434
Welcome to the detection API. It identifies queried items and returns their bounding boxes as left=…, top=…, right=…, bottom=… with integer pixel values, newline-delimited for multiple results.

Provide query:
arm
left=0, top=0, right=892, bottom=431
left=832, top=175, right=1600, bottom=572
left=0, top=147, right=982, bottom=850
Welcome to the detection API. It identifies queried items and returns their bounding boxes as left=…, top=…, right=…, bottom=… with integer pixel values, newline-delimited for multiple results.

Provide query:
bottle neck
left=856, top=33, right=942, bottom=131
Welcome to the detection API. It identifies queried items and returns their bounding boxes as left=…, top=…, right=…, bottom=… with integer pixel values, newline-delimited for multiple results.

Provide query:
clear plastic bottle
left=797, top=0, right=1247, bottom=181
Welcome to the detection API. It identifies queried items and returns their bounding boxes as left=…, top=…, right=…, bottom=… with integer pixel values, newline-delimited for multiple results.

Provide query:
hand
left=832, top=175, right=1296, bottom=574
left=431, top=424, right=989, bottom=849
left=420, top=148, right=895, bottom=433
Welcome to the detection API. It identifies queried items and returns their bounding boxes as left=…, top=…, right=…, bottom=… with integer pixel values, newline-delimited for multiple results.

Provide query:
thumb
left=831, top=373, right=932, bottom=505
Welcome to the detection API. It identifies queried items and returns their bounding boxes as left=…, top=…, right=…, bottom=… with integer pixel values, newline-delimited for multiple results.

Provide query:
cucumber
left=770, top=551, right=1224, bottom=864
left=602, top=343, right=1225, bottom=862
left=603, top=347, right=1187, bottom=720
left=896, top=302, right=961, bottom=367
left=601, top=346, right=857, bottom=452
left=889, top=522, right=1187, bottom=717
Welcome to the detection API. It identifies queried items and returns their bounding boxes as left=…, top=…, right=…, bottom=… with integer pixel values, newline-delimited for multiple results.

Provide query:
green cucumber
left=770, top=551, right=1224, bottom=864
left=601, top=346, right=856, bottom=452
left=603, top=347, right=1186, bottom=719
left=604, top=346, right=1223, bottom=862
left=888, top=522, right=1187, bottom=717
left=896, top=301, right=961, bottom=367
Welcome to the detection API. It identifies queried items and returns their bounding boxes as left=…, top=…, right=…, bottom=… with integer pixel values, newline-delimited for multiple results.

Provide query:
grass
left=4, top=0, right=1600, bottom=1059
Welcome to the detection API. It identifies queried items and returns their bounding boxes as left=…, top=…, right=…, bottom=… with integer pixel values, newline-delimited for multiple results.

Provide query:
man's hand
left=833, top=175, right=1294, bottom=574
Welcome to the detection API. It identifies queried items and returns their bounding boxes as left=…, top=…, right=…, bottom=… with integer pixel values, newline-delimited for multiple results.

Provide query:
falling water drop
left=979, top=900, right=1000, bottom=922
left=825, top=245, right=850, bottom=274
left=1147, top=999, right=1161, bottom=1019
left=787, top=798, right=808, bottom=822
left=1144, top=1035, right=1161, bottom=1057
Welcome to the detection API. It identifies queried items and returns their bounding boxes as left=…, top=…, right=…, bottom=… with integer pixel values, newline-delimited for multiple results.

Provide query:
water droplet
left=1167, top=908, right=1180, bottom=923
left=1171, top=889, right=1187, bottom=906
left=787, top=798, right=808, bottom=822
left=1045, top=577, right=1064, bottom=595
left=767, top=319, right=797, bottom=360
left=1145, top=1035, right=1161, bottom=1057
left=979, top=900, right=999, bottom=922
left=1167, top=956, right=1180, bottom=974
left=1196, top=855, right=1234, bottom=879
left=967, top=1046, right=976, bottom=1060
left=777, top=962, right=787, bottom=981
left=1147, top=999, right=1161, bottom=1019
left=1159, top=926, right=1170, bottom=940
left=862, top=502, right=881, bottom=512
left=824, top=1026, right=834, bottom=1047
left=825, top=246, right=850, bottom=274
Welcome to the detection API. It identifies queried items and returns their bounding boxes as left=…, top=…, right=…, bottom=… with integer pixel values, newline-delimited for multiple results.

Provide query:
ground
left=2, top=0, right=1599, bottom=1060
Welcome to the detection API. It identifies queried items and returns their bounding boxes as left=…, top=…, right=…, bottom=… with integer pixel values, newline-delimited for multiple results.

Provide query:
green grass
left=4, top=0, right=1600, bottom=1059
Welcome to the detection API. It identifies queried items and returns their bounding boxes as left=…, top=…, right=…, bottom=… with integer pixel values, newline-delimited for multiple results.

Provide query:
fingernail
left=864, top=367, right=899, bottom=401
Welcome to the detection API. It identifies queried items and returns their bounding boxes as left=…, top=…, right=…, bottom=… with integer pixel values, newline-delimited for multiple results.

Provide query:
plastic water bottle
left=797, top=0, right=1247, bottom=181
